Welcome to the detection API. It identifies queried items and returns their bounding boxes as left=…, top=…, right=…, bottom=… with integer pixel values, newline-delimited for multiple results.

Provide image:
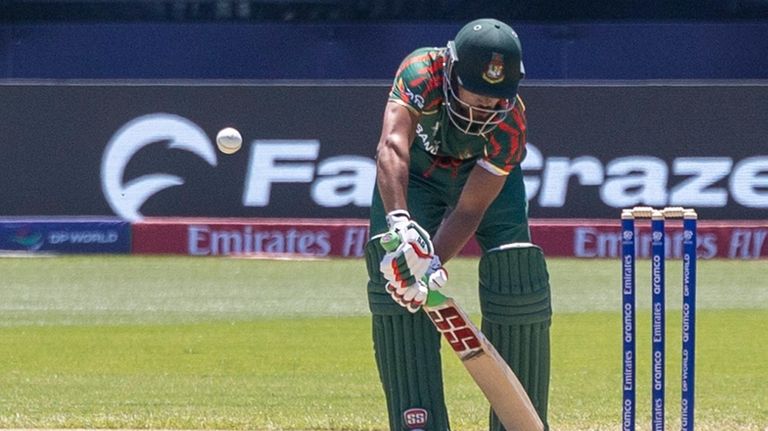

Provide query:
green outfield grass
left=0, top=256, right=766, bottom=430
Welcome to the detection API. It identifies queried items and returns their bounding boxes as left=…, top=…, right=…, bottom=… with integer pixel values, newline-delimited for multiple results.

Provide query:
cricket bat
left=381, top=232, right=544, bottom=431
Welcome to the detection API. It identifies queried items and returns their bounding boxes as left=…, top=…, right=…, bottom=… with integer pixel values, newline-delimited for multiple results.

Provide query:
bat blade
left=426, top=297, right=544, bottom=431
left=463, top=342, right=544, bottom=431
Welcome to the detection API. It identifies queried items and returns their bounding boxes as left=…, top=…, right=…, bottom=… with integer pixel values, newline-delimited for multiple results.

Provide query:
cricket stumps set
left=621, top=206, right=697, bottom=431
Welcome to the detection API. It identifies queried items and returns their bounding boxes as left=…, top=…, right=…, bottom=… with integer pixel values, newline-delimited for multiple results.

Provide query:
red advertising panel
left=530, top=219, right=768, bottom=260
left=133, top=218, right=370, bottom=258
left=133, top=218, right=768, bottom=259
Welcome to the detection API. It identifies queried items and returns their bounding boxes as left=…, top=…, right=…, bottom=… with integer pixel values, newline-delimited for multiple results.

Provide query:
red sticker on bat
left=428, top=306, right=481, bottom=353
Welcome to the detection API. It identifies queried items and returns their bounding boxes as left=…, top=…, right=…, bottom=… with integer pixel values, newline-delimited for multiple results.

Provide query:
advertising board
left=0, top=83, right=765, bottom=220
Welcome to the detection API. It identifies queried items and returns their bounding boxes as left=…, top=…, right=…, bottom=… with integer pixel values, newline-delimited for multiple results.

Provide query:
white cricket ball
left=216, top=127, right=242, bottom=154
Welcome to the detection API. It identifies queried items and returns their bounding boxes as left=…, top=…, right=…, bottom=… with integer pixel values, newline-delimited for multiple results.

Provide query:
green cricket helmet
left=443, top=18, right=525, bottom=135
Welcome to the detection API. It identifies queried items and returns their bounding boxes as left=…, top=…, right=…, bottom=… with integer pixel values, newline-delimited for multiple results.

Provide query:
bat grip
left=380, top=231, right=401, bottom=252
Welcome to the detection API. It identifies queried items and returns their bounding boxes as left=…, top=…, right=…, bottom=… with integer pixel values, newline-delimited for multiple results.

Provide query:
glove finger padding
left=386, top=281, right=428, bottom=313
left=379, top=243, right=432, bottom=286
left=398, top=243, right=432, bottom=280
left=380, top=250, right=417, bottom=287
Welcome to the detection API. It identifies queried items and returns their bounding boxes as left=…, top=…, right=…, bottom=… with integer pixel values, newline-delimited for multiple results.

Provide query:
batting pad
left=365, top=238, right=450, bottom=431
left=479, top=244, right=552, bottom=431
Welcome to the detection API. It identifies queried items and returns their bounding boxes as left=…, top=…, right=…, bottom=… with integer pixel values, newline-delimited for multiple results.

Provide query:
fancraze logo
left=241, top=140, right=375, bottom=207
left=101, top=114, right=767, bottom=220
left=241, top=141, right=767, bottom=209
left=101, top=113, right=217, bottom=221
left=521, top=144, right=768, bottom=209
left=101, top=114, right=375, bottom=221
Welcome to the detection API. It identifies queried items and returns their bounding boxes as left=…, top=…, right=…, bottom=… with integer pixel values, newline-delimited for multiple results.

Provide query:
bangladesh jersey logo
left=483, top=52, right=505, bottom=84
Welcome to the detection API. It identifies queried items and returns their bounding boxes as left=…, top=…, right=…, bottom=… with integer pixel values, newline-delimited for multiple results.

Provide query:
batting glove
left=385, top=209, right=412, bottom=231
left=386, top=279, right=429, bottom=313
left=385, top=256, right=447, bottom=313
left=380, top=215, right=434, bottom=288
left=424, top=255, right=448, bottom=291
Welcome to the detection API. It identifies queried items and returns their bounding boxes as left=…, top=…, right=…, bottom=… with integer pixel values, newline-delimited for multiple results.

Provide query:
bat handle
left=380, top=231, right=401, bottom=252
left=425, top=289, right=448, bottom=307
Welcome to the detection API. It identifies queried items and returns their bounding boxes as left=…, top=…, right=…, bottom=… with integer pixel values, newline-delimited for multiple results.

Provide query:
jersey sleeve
left=389, top=48, right=443, bottom=115
left=478, top=97, right=528, bottom=176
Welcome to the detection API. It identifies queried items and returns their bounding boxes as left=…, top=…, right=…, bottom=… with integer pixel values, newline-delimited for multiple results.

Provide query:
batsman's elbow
left=376, top=136, right=410, bottom=164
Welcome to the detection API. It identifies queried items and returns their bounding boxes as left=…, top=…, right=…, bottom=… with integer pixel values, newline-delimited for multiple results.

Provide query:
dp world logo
left=9, top=225, right=44, bottom=251
left=623, top=230, right=633, bottom=241
left=683, top=230, right=693, bottom=241
left=652, top=231, right=663, bottom=242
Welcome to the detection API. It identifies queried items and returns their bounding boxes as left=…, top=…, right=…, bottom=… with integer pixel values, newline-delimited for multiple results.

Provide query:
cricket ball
left=216, top=127, right=242, bottom=154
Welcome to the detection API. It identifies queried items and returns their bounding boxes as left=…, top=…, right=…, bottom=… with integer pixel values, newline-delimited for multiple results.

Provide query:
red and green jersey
left=389, top=47, right=527, bottom=175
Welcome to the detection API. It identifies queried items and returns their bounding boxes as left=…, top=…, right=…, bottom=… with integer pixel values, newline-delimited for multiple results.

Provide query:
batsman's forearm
left=375, top=102, right=419, bottom=213
left=376, top=163, right=409, bottom=213
left=433, top=165, right=506, bottom=261
left=432, top=209, right=483, bottom=262
left=376, top=140, right=411, bottom=213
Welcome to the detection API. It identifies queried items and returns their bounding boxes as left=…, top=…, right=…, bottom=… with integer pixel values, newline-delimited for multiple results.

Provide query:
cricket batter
left=365, top=18, right=552, bottom=430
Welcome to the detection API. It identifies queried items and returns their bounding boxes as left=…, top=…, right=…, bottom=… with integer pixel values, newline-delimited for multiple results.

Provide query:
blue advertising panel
left=0, top=218, right=131, bottom=253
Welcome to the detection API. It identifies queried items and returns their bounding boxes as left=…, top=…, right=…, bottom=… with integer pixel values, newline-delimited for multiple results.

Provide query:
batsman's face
left=456, top=87, right=506, bottom=120
left=442, top=61, right=514, bottom=135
